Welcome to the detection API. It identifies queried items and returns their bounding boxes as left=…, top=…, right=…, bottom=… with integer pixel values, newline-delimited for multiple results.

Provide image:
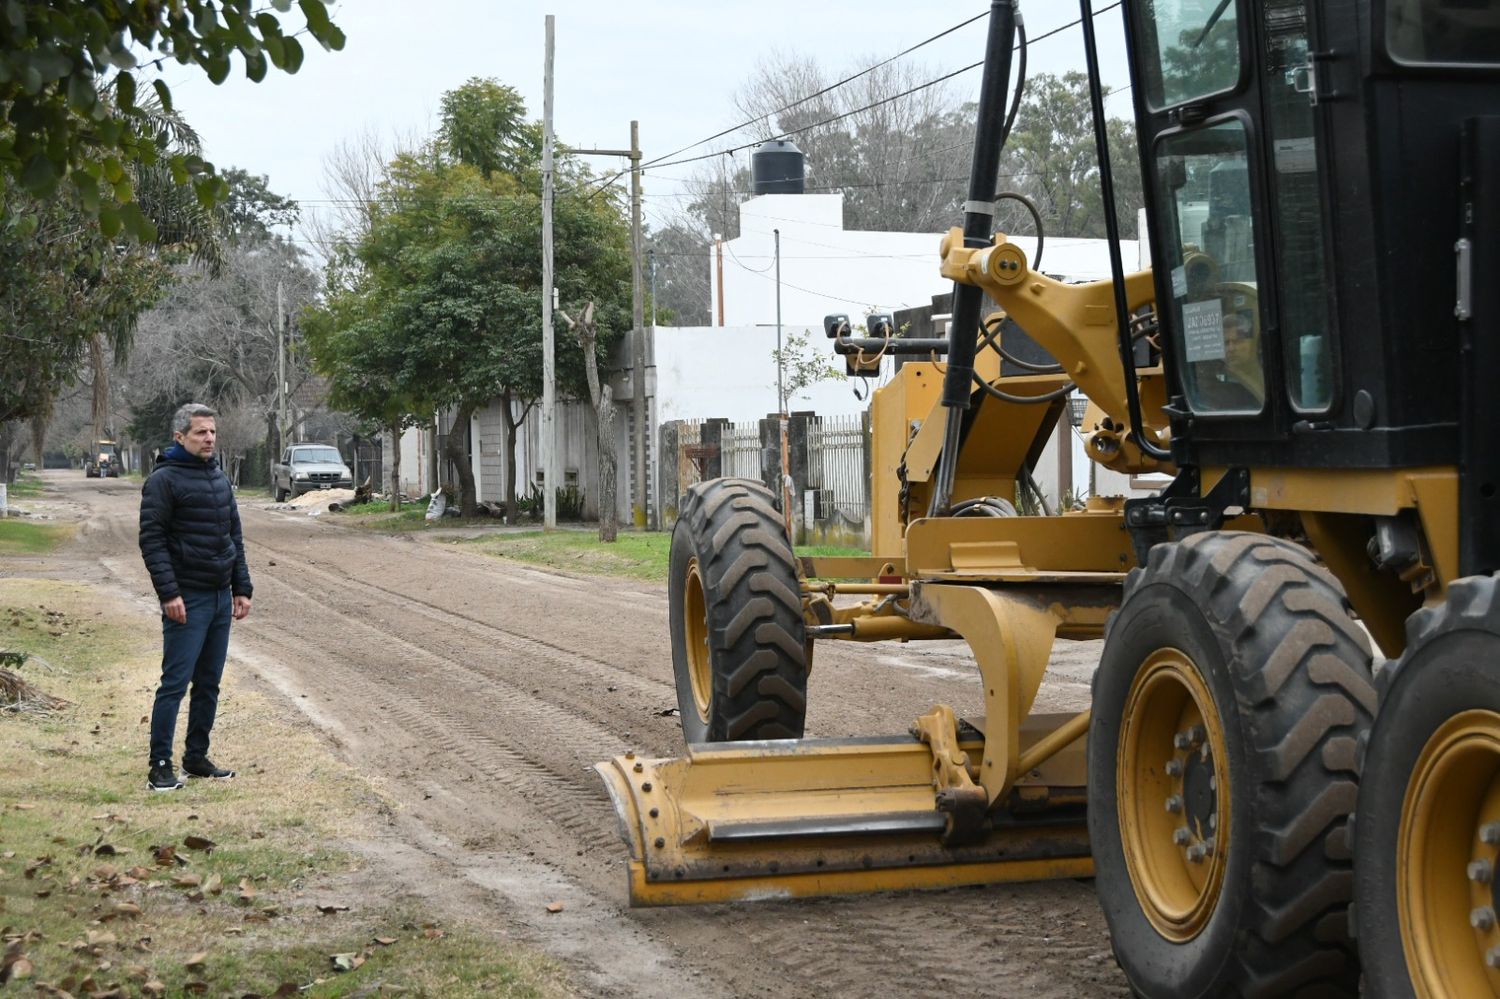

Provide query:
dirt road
left=17, top=471, right=1127, bottom=997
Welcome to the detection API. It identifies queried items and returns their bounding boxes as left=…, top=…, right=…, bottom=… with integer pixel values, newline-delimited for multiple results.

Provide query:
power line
left=640, top=8, right=990, bottom=170
left=644, top=3, right=1123, bottom=174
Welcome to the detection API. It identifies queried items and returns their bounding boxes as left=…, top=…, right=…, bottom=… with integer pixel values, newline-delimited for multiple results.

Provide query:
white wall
left=709, top=193, right=1141, bottom=331
left=654, top=325, right=871, bottom=424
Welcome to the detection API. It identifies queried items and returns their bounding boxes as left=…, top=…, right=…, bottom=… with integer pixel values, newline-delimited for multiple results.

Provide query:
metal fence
left=722, top=423, right=761, bottom=481
left=808, top=415, right=869, bottom=530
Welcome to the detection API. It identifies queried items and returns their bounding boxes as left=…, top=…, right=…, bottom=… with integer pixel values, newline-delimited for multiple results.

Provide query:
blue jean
left=149, top=587, right=232, bottom=765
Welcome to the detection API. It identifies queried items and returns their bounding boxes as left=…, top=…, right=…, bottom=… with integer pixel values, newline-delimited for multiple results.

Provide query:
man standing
left=139, top=403, right=253, bottom=791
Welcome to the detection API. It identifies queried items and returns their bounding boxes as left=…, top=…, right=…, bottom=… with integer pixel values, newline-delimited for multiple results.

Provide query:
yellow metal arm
left=939, top=227, right=1171, bottom=472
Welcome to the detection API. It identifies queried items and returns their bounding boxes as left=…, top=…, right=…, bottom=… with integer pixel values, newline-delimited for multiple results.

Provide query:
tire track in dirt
left=243, top=573, right=628, bottom=857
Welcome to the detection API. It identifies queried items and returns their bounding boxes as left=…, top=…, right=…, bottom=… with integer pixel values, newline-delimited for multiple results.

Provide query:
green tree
left=308, top=79, right=634, bottom=521
left=0, top=0, right=344, bottom=237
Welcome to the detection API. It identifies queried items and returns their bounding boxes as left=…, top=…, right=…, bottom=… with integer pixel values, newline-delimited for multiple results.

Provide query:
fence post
left=787, top=411, right=815, bottom=544
left=861, top=409, right=874, bottom=541
left=658, top=420, right=681, bottom=528
left=702, top=418, right=728, bottom=480
left=758, top=416, right=782, bottom=507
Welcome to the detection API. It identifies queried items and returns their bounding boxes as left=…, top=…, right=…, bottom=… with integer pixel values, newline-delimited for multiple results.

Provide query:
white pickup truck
left=272, top=443, right=353, bottom=502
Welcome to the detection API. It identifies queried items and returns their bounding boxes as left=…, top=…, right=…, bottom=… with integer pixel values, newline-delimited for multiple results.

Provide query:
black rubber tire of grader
left=669, top=477, right=807, bottom=743
left=1353, top=575, right=1500, bottom=999
left=1089, top=532, right=1375, bottom=997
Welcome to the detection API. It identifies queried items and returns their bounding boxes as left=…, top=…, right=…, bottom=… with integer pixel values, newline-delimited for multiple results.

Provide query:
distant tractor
left=84, top=440, right=121, bottom=479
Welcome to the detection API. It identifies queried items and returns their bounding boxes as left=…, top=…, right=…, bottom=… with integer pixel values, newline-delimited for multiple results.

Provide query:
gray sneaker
left=148, top=760, right=184, bottom=792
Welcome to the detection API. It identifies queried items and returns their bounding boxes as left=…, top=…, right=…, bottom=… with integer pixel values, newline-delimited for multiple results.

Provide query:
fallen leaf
left=173, top=873, right=201, bottom=888
left=123, top=964, right=148, bottom=981
left=237, top=878, right=257, bottom=902
left=94, top=844, right=117, bottom=856
left=141, top=980, right=166, bottom=997
left=2, top=851, right=13, bottom=859
left=126, top=866, right=153, bottom=880
left=329, top=952, right=366, bottom=972
left=24, top=856, right=52, bottom=878
left=182, top=836, right=215, bottom=852
left=202, top=873, right=222, bottom=895
left=184, top=951, right=207, bottom=970
left=4, top=957, right=33, bottom=981
left=372, top=936, right=397, bottom=946
left=86, top=930, right=116, bottom=947
left=112, top=902, right=141, bottom=918
left=151, top=845, right=177, bottom=867
left=186, top=890, right=204, bottom=902
left=422, top=927, right=445, bottom=939
left=183, top=981, right=207, bottom=994
left=545, top=901, right=565, bottom=913
left=316, top=903, right=349, bottom=915
left=13, top=803, right=35, bottom=811
left=272, top=984, right=299, bottom=997
left=34, top=889, right=51, bottom=899
left=250, top=831, right=266, bottom=840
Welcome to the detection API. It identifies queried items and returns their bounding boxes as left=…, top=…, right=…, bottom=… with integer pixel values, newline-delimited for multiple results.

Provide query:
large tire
left=274, top=484, right=288, bottom=503
left=1089, top=532, right=1374, bottom=997
left=1354, top=575, right=1500, bottom=999
left=669, top=478, right=807, bottom=743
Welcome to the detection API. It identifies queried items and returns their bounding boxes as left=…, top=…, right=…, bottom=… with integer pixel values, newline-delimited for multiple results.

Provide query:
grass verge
left=7, top=471, right=47, bottom=499
left=0, top=520, right=75, bottom=556
left=0, top=578, right=568, bottom=998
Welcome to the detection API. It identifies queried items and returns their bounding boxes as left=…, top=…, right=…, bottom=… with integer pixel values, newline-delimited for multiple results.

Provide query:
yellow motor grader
left=596, top=1, right=1500, bottom=995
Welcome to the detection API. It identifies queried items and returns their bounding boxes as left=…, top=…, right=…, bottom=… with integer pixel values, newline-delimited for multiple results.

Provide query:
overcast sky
left=158, top=1, right=1130, bottom=250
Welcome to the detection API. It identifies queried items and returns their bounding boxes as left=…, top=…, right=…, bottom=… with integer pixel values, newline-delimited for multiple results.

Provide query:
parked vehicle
left=272, top=444, right=353, bottom=502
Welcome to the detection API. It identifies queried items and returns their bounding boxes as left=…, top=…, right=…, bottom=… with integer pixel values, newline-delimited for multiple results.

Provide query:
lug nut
left=633, top=761, right=644, bottom=773
left=1487, top=946, right=1500, bottom=970
left=1186, top=844, right=1207, bottom=863
left=1173, top=827, right=1192, bottom=846
left=1474, top=907, right=1497, bottom=931
left=1471, top=859, right=1494, bottom=884
left=1208, top=814, right=1218, bottom=832
left=1173, top=725, right=1206, bottom=750
left=1483, top=822, right=1500, bottom=846
left=1165, top=795, right=1184, bottom=814
left=1165, top=759, right=1183, bottom=778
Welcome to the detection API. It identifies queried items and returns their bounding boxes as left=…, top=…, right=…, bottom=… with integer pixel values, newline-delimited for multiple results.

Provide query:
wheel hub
left=682, top=556, right=713, bottom=723
left=1402, top=710, right=1500, bottom=997
left=1118, top=649, right=1231, bottom=943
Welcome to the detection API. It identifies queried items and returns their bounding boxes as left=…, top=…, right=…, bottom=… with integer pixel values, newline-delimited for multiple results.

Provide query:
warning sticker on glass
left=1171, top=265, right=1187, bottom=298
left=1182, top=299, right=1226, bottom=363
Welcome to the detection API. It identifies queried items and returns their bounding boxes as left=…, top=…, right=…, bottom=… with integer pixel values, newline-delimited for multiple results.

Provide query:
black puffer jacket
left=139, top=443, right=252, bottom=601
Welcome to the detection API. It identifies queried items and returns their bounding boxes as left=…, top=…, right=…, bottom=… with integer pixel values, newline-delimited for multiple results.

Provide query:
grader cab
left=597, top=1, right=1500, bottom=994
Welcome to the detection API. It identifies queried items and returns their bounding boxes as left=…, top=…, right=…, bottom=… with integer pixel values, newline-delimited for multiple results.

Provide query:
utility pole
left=774, top=228, right=792, bottom=540
left=277, top=277, right=288, bottom=453
left=649, top=248, right=657, bottom=328
left=714, top=234, right=725, bottom=326
left=575, top=123, right=648, bottom=528
left=629, top=121, right=648, bottom=529
left=541, top=13, right=557, bottom=530
left=774, top=228, right=784, bottom=414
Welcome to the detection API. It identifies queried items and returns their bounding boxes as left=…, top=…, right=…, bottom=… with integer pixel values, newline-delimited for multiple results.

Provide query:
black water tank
left=751, top=140, right=805, bottom=194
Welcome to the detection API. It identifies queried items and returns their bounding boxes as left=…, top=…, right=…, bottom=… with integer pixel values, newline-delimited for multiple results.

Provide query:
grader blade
left=595, top=723, right=1091, bottom=907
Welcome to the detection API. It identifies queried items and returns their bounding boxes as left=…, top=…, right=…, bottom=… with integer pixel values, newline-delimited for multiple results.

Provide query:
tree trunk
left=387, top=420, right=402, bottom=512
left=596, top=385, right=618, bottom=542
left=0, top=422, right=13, bottom=486
left=265, top=410, right=279, bottom=489
left=500, top=388, right=519, bottom=524
left=560, top=301, right=618, bottom=543
left=444, top=404, right=478, bottom=517
left=29, top=411, right=47, bottom=470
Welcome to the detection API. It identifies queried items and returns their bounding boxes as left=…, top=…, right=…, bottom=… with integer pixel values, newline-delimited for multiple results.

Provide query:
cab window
left=1155, top=119, right=1267, bottom=415
left=1139, top=0, right=1242, bottom=110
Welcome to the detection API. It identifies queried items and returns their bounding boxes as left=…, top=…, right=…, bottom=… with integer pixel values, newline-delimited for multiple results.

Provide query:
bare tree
left=559, top=302, right=617, bottom=542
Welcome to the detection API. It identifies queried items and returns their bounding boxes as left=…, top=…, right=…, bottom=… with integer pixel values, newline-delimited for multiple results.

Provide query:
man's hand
left=233, top=595, right=252, bottom=621
left=162, top=597, right=186, bottom=624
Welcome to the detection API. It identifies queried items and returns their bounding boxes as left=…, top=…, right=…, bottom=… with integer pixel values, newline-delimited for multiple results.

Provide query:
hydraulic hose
left=929, top=0, right=1019, bottom=517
